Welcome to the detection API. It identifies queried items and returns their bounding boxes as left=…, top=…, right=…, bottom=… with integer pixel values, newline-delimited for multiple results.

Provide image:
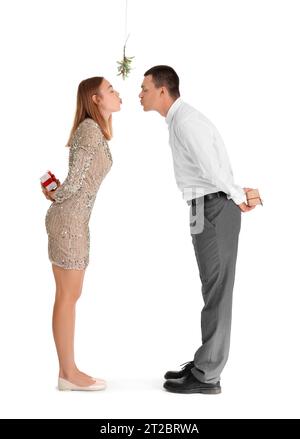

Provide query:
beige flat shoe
left=58, top=377, right=106, bottom=391
left=93, top=377, right=107, bottom=385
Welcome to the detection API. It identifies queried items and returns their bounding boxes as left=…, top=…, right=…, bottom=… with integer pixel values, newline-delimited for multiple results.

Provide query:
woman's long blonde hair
left=66, top=76, right=113, bottom=147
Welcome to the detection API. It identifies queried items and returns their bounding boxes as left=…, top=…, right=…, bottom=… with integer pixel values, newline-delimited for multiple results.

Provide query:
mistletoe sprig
left=117, top=35, right=134, bottom=80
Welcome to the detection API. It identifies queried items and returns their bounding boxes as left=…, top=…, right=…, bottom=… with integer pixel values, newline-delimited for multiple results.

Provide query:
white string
left=124, top=0, right=128, bottom=44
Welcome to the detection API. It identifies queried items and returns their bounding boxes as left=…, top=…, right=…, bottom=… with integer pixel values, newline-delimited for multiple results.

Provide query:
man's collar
left=165, top=97, right=183, bottom=125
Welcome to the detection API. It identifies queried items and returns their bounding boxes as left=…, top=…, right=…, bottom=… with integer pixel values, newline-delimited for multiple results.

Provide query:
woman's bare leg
left=52, top=263, right=95, bottom=386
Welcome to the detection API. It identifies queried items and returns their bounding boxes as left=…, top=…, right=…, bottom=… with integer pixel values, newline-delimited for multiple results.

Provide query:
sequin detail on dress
left=45, top=118, right=113, bottom=270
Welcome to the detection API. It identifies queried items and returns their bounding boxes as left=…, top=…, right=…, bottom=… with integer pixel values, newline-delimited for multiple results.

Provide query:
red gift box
left=40, top=171, right=58, bottom=191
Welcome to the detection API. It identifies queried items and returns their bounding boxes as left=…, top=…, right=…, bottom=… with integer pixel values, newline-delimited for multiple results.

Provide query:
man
left=139, top=65, right=258, bottom=394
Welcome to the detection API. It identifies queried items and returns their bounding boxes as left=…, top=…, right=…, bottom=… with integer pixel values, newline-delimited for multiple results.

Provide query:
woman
left=41, top=77, right=122, bottom=391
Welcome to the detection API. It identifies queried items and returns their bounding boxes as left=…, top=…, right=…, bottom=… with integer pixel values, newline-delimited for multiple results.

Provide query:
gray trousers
left=188, top=194, right=241, bottom=383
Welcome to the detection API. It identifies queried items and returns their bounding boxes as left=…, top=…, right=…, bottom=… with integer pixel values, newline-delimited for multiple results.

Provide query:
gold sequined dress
left=45, top=118, right=113, bottom=270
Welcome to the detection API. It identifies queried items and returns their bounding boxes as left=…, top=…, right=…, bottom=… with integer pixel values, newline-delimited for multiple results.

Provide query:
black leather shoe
left=163, top=370, right=221, bottom=394
left=164, top=361, right=194, bottom=380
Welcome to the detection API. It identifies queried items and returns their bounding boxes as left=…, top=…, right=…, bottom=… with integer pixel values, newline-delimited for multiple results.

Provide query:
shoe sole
left=57, top=386, right=106, bottom=392
left=58, top=386, right=106, bottom=391
left=164, top=374, right=183, bottom=380
left=164, top=386, right=221, bottom=395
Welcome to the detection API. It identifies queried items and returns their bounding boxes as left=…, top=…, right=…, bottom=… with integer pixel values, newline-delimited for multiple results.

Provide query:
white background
left=0, top=0, right=299, bottom=419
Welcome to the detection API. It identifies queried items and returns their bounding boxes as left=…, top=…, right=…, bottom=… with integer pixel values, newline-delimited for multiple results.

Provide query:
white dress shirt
left=165, top=97, right=246, bottom=205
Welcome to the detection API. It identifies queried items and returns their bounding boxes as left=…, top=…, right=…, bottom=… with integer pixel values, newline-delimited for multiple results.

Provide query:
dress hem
left=49, top=259, right=88, bottom=271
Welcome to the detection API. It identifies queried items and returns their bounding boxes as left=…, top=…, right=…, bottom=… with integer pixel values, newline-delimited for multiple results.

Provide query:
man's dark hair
left=144, top=65, right=180, bottom=99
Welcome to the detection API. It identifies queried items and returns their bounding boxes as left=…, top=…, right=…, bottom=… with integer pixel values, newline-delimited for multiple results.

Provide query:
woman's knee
left=55, top=286, right=82, bottom=304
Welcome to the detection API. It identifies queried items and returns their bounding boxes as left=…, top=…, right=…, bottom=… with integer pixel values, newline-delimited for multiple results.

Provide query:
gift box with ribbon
left=246, top=188, right=263, bottom=206
left=40, top=171, right=58, bottom=191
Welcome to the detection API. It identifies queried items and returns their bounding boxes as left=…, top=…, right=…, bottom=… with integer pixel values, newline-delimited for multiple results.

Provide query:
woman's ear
left=92, top=94, right=99, bottom=105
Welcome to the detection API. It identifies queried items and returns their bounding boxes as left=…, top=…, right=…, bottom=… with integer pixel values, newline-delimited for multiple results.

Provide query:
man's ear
left=160, top=87, right=166, bottom=96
